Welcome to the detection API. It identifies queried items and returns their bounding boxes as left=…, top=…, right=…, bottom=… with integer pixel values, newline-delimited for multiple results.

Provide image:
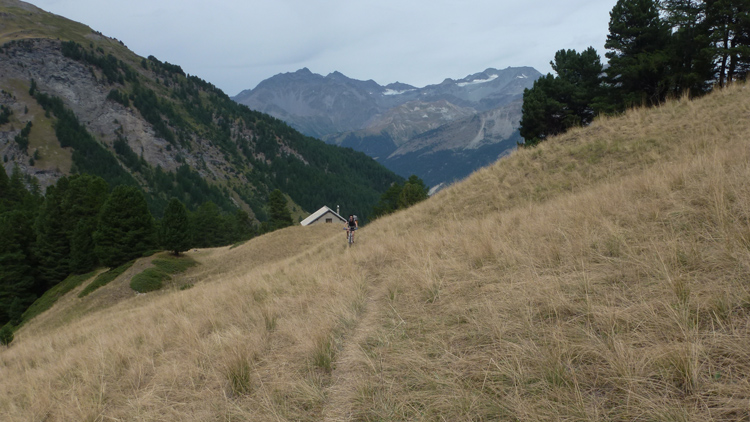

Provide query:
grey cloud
left=29, top=0, right=619, bottom=95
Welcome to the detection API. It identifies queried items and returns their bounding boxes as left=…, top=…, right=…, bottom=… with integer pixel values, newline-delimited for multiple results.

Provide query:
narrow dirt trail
left=321, top=273, right=386, bottom=421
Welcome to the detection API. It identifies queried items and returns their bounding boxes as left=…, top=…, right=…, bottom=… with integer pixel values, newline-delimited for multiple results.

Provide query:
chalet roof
left=300, top=206, right=346, bottom=226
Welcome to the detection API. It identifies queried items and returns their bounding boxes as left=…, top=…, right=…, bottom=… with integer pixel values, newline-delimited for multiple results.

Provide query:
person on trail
left=345, top=214, right=358, bottom=242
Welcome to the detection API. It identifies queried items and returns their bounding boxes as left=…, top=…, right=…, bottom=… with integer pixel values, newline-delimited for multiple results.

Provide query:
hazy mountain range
left=0, top=0, right=400, bottom=219
left=234, top=66, right=541, bottom=188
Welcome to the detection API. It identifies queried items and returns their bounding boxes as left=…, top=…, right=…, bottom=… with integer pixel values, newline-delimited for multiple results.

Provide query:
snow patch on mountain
left=383, top=88, right=416, bottom=96
left=457, top=74, right=498, bottom=87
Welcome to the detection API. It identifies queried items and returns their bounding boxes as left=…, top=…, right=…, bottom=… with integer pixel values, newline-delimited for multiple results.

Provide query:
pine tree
left=190, top=201, right=223, bottom=247
left=398, top=175, right=429, bottom=209
left=65, top=175, right=108, bottom=274
left=268, top=189, right=293, bottom=230
left=372, top=182, right=403, bottom=217
left=604, top=0, right=672, bottom=109
left=706, top=0, right=750, bottom=86
left=69, top=219, right=99, bottom=274
left=520, top=47, right=604, bottom=144
left=661, top=0, right=715, bottom=96
left=34, top=180, right=71, bottom=287
left=231, top=209, right=255, bottom=242
left=519, top=75, right=567, bottom=146
left=0, top=210, right=37, bottom=326
left=94, top=185, right=156, bottom=267
left=160, top=198, right=191, bottom=255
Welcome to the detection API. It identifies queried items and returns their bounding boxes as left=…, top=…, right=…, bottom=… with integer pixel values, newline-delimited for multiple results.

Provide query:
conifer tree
left=34, top=182, right=70, bottom=286
left=0, top=210, right=37, bottom=326
left=661, top=0, right=715, bottom=96
left=160, top=198, right=191, bottom=255
left=372, top=182, right=403, bottom=217
left=706, top=0, right=750, bottom=86
left=268, top=189, right=293, bottom=230
left=520, top=47, right=604, bottom=145
left=232, top=209, right=255, bottom=242
left=604, top=0, right=672, bottom=109
left=94, top=185, right=156, bottom=267
left=69, top=219, right=99, bottom=274
left=65, top=175, right=108, bottom=273
left=398, top=175, right=429, bottom=209
left=190, top=201, right=224, bottom=247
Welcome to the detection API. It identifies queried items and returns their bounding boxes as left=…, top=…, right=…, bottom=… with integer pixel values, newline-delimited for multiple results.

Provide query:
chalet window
left=326, top=218, right=332, bottom=223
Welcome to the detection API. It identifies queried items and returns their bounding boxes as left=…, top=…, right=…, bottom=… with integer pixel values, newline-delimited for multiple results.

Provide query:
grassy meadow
left=1, top=83, right=749, bottom=421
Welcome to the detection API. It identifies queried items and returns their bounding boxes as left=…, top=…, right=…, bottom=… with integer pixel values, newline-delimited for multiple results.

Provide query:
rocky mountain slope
left=0, top=0, right=400, bottom=219
left=234, top=67, right=541, bottom=187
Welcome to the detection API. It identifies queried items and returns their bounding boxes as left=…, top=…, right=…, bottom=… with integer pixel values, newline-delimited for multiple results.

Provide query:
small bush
left=0, top=324, right=14, bottom=346
left=152, top=255, right=197, bottom=274
left=130, top=268, right=170, bottom=293
left=79, top=261, right=134, bottom=298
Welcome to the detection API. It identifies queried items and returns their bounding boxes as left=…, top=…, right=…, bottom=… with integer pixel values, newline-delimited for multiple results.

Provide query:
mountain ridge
left=0, top=0, right=401, bottom=219
left=233, top=66, right=541, bottom=187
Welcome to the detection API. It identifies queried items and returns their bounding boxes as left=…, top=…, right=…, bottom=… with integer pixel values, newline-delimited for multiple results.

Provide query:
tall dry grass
left=1, top=84, right=750, bottom=421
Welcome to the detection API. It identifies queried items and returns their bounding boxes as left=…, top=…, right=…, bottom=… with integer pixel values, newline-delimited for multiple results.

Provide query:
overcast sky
left=27, top=0, right=618, bottom=96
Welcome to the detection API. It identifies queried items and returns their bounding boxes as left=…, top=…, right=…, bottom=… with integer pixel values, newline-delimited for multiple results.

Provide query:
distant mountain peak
left=232, top=66, right=542, bottom=186
left=326, top=70, right=346, bottom=78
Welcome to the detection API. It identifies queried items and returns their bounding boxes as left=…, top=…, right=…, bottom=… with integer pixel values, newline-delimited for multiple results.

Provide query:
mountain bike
left=346, top=227, right=357, bottom=246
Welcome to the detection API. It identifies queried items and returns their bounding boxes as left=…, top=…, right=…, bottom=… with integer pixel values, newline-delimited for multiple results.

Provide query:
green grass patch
left=129, top=255, right=198, bottom=294
left=78, top=261, right=135, bottom=298
left=20, top=269, right=99, bottom=325
left=152, top=255, right=198, bottom=274
left=130, top=268, right=170, bottom=293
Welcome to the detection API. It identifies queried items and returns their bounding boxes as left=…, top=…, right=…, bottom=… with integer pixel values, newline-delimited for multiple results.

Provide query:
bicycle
left=345, top=227, right=357, bottom=246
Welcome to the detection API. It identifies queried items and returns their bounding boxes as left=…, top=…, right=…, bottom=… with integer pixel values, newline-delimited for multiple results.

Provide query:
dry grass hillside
left=1, top=83, right=750, bottom=421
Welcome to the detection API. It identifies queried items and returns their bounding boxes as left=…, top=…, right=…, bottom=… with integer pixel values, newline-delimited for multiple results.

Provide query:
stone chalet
left=300, top=206, right=347, bottom=226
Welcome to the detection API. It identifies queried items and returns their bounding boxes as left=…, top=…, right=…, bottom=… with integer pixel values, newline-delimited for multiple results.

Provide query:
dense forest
left=0, top=167, right=281, bottom=339
left=520, top=0, right=750, bottom=146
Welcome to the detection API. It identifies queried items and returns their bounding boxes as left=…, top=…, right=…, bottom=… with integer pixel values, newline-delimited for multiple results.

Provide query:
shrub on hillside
left=130, top=268, right=170, bottom=293
left=152, top=255, right=197, bottom=274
